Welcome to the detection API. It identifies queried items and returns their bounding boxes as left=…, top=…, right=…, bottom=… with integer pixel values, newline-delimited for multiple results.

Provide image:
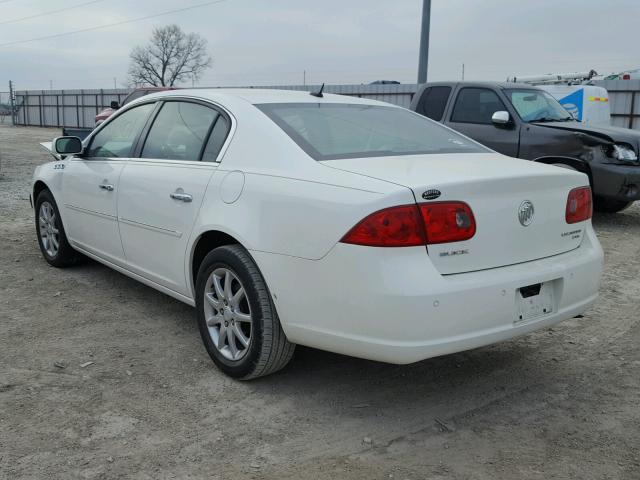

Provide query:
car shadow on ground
left=59, top=246, right=574, bottom=422
left=592, top=208, right=640, bottom=227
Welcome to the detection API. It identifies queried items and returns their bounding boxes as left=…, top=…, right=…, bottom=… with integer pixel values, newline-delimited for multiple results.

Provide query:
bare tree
left=128, top=25, right=212, bottom=87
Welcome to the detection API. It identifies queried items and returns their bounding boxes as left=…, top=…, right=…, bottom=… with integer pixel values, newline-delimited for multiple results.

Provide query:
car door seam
left=115, top=160, right=129, bottom=261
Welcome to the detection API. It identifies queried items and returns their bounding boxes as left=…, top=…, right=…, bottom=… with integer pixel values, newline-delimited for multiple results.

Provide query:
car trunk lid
left=324, top=153, right=590, bottom=274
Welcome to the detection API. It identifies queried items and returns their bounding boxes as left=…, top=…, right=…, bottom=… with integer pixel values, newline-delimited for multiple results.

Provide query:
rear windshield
left=256, top=103, right=488, bottom=160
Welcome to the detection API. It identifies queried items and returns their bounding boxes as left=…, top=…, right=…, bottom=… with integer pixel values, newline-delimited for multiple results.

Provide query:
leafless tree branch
left=128, top=24, right=212, bottom=87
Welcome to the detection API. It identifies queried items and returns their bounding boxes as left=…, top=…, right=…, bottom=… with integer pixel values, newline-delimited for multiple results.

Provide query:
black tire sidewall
left=195, top=247, right=266, bottom=378
left=35, top=189, right=75, bottom=267
left=594, top=196, right=633, bottom=213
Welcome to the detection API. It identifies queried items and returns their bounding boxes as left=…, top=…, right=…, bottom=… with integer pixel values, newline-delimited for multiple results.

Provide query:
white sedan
left=32, top=89, right=603, bottom=379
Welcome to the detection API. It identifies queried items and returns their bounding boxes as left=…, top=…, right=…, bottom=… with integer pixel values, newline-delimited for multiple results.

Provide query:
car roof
left=143, top=88, right=396, bottom=106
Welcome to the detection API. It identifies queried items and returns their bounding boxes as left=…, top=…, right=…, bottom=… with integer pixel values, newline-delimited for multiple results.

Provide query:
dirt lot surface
left=1, top=124, right=639, bottom=480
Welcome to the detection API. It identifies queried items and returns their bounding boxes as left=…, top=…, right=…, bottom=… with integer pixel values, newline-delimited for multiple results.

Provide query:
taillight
left=340, top=205, right=425, bottom=247
left=340, top=201, right=476, bottom=247
left=565, top=186, right=592, bottom=224
left=419, top=201, right=476, bottom=244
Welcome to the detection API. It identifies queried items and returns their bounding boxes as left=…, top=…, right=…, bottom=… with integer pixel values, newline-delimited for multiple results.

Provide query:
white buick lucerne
left=32, top=89, right=604, bottom=379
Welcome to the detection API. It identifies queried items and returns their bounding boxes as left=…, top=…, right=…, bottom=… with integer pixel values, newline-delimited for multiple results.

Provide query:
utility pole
left=49, top=80, right=53, bottom=90
left=303, top=70, right=306, bottom=86
left=417, top=0, right=431, bottom=84
left=462, top=63, right=465, bottom=80
left=113, top=77, right=117, bottom=89
left=8, top=80, right=15, bottom=126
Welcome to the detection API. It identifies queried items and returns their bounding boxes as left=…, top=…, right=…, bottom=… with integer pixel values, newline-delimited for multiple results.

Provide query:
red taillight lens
left=340, top=205, right=425, bottom=247
left=565, top=186, right=593, bottom=224
left=340, top=201, right=476, bottom=247
left=419, top=201, right=476, bottom=244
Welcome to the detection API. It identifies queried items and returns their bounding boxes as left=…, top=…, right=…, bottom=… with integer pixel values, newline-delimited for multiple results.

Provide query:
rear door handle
left=170, top=189, right=193, bottom=203
left=98, top=183, right=114, bottom=191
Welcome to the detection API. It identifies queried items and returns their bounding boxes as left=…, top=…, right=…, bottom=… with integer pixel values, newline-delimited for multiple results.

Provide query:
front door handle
left=170, top=188, right=193, bottom=203
left=98, top=183, right=114, bottom=191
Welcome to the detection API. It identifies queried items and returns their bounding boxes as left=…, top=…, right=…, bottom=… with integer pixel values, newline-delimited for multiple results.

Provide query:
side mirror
left=110, top=100, right=120, bottom=109
left=54, top=136, right=83, bottom=155
left=491, top=111, right=511, bottom=126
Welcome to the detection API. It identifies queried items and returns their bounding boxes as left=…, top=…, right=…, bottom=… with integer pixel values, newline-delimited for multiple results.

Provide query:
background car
left=33, top=89, right=603, bottom=379
left=94, top=87, right=175, bottom=126
left=410, top=81, right=640, bottom=213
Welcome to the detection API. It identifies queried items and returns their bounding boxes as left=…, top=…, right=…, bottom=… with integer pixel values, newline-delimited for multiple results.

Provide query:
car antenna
left=310, top=83, right=325, bottom=98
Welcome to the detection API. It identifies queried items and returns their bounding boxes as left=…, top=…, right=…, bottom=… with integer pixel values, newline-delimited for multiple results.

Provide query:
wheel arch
left=189, top=229, right=245, bottom=297
left=533, top=156, right=593, bottom=185
left=33, top=180, right=50, bottom=203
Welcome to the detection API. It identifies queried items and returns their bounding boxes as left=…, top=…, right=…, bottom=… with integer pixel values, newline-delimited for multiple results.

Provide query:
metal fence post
left=61, top=92, right=65, bottom=127
left=25, top=91, right=30, bottom=125
left=8, top=80, right=15, bottom=126
left=80, top=89, right=85, bottom=128
left=39, top=93, right=43, bottom=127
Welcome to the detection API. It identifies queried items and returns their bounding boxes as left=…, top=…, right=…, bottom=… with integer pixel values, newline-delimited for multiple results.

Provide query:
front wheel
left=35, top=189, right=80, bottom=267
left=195, top=244, right=295, bottom=379
left=594, top=196, right=633, bottom=213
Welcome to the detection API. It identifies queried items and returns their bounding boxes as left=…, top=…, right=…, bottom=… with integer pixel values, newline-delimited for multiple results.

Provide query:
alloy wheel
left=38, top=201, right=60, bottom=257
left=203, top=267, right=253, bottom=361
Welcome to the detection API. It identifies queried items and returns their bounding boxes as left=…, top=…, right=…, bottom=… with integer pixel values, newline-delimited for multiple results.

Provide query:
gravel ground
left=1, top=124, right=639, bottom=480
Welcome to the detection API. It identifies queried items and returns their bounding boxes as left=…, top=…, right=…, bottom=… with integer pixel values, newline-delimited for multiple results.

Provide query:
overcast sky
left=1, top=0, right=639, bottom=91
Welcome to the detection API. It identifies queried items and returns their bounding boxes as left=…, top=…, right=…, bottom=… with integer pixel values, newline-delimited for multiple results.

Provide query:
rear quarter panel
left=192, top=162, right=414, bottom=262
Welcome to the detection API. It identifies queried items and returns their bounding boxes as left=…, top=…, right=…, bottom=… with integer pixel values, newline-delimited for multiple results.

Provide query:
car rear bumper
left=591, top=162, right=640, bottom=201
left=252, top=226, right=604, bottom=364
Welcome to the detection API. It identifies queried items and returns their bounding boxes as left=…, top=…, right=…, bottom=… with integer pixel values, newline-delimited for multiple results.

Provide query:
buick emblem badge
left=422, top=189, right=441, bottom=200
left=518, top=200, right=535, bottom=226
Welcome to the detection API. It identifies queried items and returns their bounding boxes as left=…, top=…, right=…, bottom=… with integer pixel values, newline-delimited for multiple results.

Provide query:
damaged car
left=411, top=82, right=640, bottom=212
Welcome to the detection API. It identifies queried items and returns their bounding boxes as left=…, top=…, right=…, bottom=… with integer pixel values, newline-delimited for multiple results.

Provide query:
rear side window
left=418, top=86, right=451, bottom=121
left=202, top=115, right=231, bottom=162
left=87, top=103, right=154, bottom=158
left=257, top=103, right=488, bottom=161
left=142, top=101, right=218, bottom=161
left=451, top=88, right=506, bottom=124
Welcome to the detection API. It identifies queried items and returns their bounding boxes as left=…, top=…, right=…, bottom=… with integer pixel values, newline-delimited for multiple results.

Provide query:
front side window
left=141, top=101, right=218, bottom=161
left=87, top=103, right=154, bottom=158
left=451, top=88, right=507, bottom=124
left=257, top=103, right=487, bottom=161
left=508, top=89, right=574, bottom=123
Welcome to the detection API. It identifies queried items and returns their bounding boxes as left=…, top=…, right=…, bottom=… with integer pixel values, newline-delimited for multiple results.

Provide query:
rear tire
left=195, top=244, right=295, bottom=379
left=35, top=189, right=80, bottom=267
left=594, top=196, right=633, bottom=213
